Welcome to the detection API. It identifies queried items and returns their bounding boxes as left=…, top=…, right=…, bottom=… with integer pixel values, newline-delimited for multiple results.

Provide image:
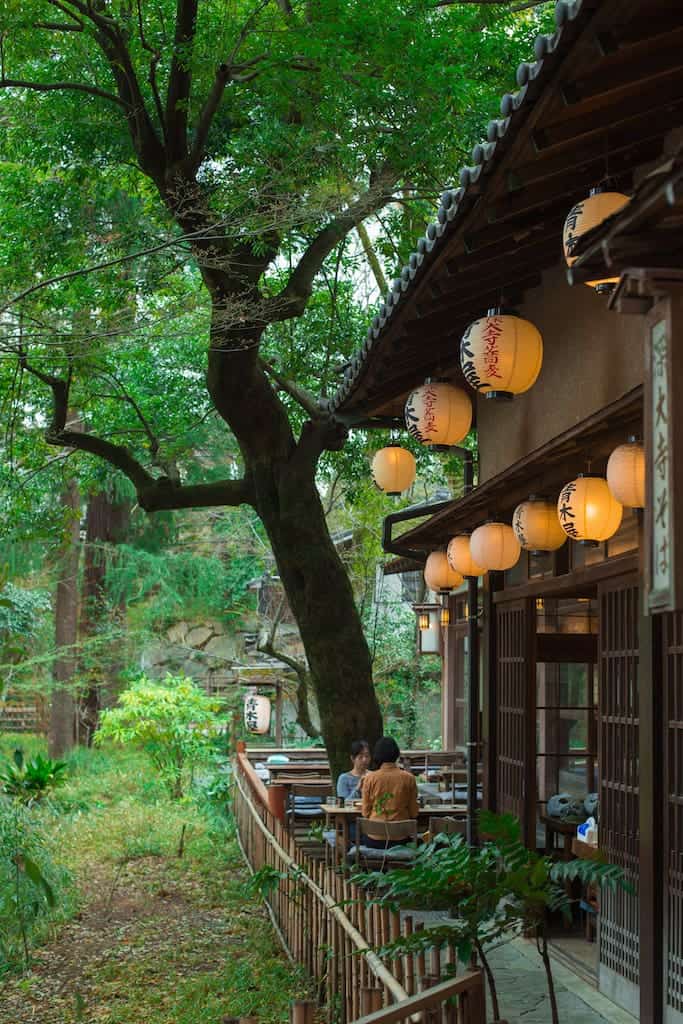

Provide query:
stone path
left=487, top=940, right=637, bottom=1024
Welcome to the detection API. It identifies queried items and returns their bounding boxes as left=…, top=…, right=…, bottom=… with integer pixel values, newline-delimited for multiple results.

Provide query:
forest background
left=0, top=0, right=553, bottom=761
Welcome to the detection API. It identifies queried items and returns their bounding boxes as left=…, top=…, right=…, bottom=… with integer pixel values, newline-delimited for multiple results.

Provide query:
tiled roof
left=321, top=0, right=590, bottom=416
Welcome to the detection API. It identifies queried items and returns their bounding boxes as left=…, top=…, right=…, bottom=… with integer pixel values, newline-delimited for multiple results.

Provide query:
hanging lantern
left=405, top=381, right=472, bottom=449
left=512, top=497, right=567, bottom=554
left=460, top=309, right=543, bottom=400
left=424, top=550, right=464, bottom=593
left=418, top=611, right=430, bottom=630
left=606, top=439, right=645, bottom=508
left=470, top=522, right=521, bottom=571
left=557, top=475, right=623, bottom=545
left=244, top=690, right=271, bottom=735
left=563, top=187, right=630, bottom=291
left=371, top=445, right=416, bottom=496
left=446, top=534, right=486, bottom=578
left=440, top=605, right=451, bottom=628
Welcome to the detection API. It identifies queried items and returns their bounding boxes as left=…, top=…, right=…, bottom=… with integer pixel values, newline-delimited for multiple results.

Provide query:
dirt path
left=0, top=846, right=301, bottom=1024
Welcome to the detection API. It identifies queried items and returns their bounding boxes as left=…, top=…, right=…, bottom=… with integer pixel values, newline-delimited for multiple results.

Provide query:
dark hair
left=350, top=740, right=369, bottom=758
left=373, top=736, right=400, bottom=766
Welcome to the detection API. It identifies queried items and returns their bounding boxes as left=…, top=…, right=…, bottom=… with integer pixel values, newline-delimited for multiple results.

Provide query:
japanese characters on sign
left=649, top=317, right=673, bottom=610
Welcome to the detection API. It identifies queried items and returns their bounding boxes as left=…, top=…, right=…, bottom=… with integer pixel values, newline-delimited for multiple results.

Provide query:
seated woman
left=361, top=736, right=418, bottom=848
left=337, top=740, right=370, bottom=801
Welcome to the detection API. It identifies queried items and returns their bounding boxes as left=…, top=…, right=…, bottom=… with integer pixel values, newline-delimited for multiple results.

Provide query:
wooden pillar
left=441, top=594, right=459, bottom=749
left=638, top=576, right=663, bottom=1022
left=481, top=575, right=496, bottom=812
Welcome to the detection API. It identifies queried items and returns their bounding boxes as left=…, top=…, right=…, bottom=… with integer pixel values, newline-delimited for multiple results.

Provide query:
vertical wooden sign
left=645, top=290, right=683, bottom=613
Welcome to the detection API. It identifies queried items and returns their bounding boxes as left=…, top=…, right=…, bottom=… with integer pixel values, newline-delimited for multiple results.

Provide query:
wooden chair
left=429, top=816, right=467, bottom=837
left=352, top=818, right=418, bottom=869
left=285, top=782, right=333, bottom=827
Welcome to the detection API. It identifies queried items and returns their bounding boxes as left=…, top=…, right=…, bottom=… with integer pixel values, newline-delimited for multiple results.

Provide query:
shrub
left=95, top=674, right=226, bottom=798
left=0, top=750, right=68, bottom=803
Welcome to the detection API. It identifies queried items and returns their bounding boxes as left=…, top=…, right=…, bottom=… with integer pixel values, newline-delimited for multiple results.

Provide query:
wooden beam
left=561, top=38, right=683, bottom=105
left=534, top=70, right=683, bottom=151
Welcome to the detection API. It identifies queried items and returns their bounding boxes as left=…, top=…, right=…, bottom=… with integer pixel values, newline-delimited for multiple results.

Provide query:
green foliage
left=0, top=750, right=68, bottom=803
left=356, top=810, right=634, bottom=1021
left=0, top=799, right=73, bottom=974
left=95, top=674, right=226, bottom=798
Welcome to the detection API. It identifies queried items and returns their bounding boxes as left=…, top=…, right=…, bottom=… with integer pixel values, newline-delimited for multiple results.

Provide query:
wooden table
left=321, top=802, right=467, bottom=863
left=539, top=814, right=584, bottom=859
left=267, top=761, right=330, bottom=780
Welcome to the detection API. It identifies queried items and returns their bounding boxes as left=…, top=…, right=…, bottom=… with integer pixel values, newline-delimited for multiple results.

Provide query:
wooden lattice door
left=663, top=611, right=683, bottom=1023
left=495, top=599, right=534, bottom=845
left=598, top=577, right=640, bottom=1013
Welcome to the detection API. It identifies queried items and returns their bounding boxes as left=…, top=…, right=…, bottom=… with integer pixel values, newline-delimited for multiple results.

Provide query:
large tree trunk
left=78, top=491, right=130, bottom=745
left=207, top=333, right=383, bottom=779
left=262, top=470, right=383, bottom=779
left=48, top=477, right=81, bottom=758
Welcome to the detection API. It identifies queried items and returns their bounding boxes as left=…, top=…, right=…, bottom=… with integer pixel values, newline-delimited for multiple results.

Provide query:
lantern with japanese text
left=606, top=440, right=645, bottom=508
left=446, top=534, right=486, bottom=578
left=557, top=475, right=623, bottom=545
left=244, top=690, right=271, bottom=735
left=371, top=445, right=416, bottom=496
left=460, top=309, right=543, bottom=400
left=512, top=497, right=567, bottom=554
left=405, top=381, right=472, bottom=449
left=563, top=188, right=630, bottom=291
left=424, top=550, right=464, bottom=593
left=470, top=522, right=521, bottom=571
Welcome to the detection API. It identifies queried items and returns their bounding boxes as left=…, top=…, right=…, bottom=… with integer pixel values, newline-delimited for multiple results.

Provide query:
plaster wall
left=477, top=261, right=643, bottom=483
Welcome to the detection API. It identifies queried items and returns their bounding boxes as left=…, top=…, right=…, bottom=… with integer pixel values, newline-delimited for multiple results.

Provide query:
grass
left=0, top=734, right=309, bottom=1023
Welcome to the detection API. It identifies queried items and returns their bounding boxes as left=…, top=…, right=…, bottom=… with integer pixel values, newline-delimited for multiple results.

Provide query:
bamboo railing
left=233, top=755, right=485, bottom=1024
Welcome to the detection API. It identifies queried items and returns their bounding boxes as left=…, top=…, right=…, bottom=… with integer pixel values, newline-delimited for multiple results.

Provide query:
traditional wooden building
left=323, top=1, right=683, bottom=1020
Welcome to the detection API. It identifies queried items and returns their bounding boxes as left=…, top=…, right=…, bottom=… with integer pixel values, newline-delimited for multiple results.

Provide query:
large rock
left=167, top=621, right=189, bottom=644
left=204, top=635, right=236, bottom=663
left=185, top=625, right=214, bottom=648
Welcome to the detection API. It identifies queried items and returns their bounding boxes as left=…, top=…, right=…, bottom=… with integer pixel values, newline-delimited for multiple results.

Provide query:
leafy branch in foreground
left=355, top=810, right=634, bottom=1024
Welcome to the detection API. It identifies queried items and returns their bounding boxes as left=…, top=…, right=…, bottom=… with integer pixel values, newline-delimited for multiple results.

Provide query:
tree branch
left=165, top=0, right=199, bottom=162
left=356, top=221, right=388, bottom=295
left=260, top=358, right=321, bottom=418
left=264, top=169, right=397, bottom=322
left=0, top=77, right=127, bottom=108
left=19, top=355, right=253, bottom=512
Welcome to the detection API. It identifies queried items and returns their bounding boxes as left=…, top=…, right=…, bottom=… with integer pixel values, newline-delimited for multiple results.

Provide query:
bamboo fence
left=233, top=756, right=485, bottom=1024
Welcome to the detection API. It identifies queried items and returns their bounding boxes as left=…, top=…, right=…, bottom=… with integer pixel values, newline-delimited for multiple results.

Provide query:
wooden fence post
left=290, top=999, right=317, bottom=1024
left=360, top=988, right=383, bottom=1014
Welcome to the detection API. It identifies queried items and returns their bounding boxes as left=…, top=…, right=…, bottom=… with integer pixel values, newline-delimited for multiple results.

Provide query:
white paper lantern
left=244, top=691, right=271, bottom=735
left=460, top=310, right=543, bottom=399
left=606, top=441, right=645, bottom=508
left=557, top=475, right=623, bottom=544
left=424, top=550, right=464, bottom=593
left=470, top=522, right=521, bottom=571
left=371, top=445, right=416, bottom=495
left=563, top=188, right=630, bottom=290
left=512, top=498, right=567, bottom=553
left=405, top=381, right=472, bottom=448
left=446, top=534, right=486, bottom=578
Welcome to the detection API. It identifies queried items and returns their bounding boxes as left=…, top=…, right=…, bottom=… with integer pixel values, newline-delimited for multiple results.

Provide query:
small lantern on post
left=563, top=186, right=630, bottom=292
left=606, top=438, right=645, bottom=508
left=413, top=603, right=441, bottom=655
left=405, top=380, right=472, bottom=450
left=557, top=474, right=623, bottom=546
left=512, top=497, right=567, bottom=555
left=470, top=522, right=521, bottom=571
left=244, top=688, right=271, bottom=735
left=460, top=309, right=543, bottom=401
left=446, top=534, right=487, bottom=578
left=371, top=445, right=416, bottom=496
